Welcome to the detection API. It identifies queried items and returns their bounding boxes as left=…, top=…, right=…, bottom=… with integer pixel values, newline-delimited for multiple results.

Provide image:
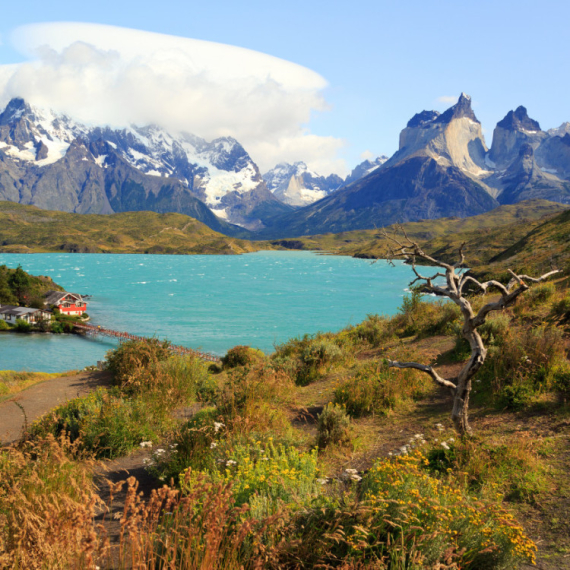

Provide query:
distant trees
left=383, top=228, right=559, bottom=435
left=0, top=264, right=49, bottom=307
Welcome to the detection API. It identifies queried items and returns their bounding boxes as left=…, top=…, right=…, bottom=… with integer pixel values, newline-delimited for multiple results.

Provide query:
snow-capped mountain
left=262, top=161, right=343, bottom=206
left=0, top=98, right=288, bottom=230
left=344, top=156, right=389, bottom=186
left=257, top=94, right=570, bottom=238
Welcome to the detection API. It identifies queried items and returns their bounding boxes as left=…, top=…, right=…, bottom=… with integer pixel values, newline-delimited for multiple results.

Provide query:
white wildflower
left=448, top=437, right=455, bottom=443
left=441, top=442, right=450, bottom=451
left=226, top=460, right=237, bottom=466
left=213, top=422, right=225, bottom=433
left=317, top=478, right=328, bottom=485
left=345, top=469, right=358, bottom=474
left=139, top=441, right=153, bottom=448
left=155, top=449, right=165, bottom=455
left=210, top=442, right=218, bottom=449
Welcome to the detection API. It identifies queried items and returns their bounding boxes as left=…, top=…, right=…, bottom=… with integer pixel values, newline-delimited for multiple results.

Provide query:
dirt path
left=0, top=370, right=112, bottom=445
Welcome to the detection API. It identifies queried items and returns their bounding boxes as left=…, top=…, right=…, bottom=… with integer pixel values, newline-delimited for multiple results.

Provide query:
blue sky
left=0, top=0, right=569, bottom=174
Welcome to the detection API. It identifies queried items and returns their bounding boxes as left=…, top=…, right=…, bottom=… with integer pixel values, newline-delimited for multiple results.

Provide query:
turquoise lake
left=0, top=251, right=417, bottom=372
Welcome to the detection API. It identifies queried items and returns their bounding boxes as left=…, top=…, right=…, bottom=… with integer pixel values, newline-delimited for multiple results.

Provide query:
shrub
left=477, top=325, right=567, bottom=408
left=356, top=453, right=537, bottom=568
left=216, top=364, right=295, bottom=436
left=334, top=360, right=429, bottom=417
left=427, top=435, right=550, bottom=505
left=526, top=282, right=556, bottom=306
left=349, top=314, right=393, bottom=347
left=31, top=388, right=170, bottom=458
left=14, top=318, right=31, bottom=333
left=181, top=439, right=321, bottom=518
left=296, top=338, right=343, bottom=386
left=552, top=362, right=570, bottom=402
left=552, top=292, right=570, bottom=320
left=106, top=337, right=171, bottom=389
left=154, top=354, right=217, bottom=405
left=0, top=319, right=10, bottom=331
left=221, top=345, right=265, bottom=370
left=316, top=403, right=351, bottom=449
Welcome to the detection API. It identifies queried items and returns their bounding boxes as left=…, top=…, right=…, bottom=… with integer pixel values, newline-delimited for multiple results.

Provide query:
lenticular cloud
left=0, top=22, right=345, bottom=174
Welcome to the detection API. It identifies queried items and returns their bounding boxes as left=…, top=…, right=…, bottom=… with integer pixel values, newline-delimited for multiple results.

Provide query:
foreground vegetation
left=2, top=260, right=570, bottom=568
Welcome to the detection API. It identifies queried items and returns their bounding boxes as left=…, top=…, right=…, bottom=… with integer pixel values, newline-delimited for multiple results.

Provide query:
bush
left=316, top=403, right=351, bottom=449
left=334, top=360, right=429, bottom=417
left=552, top=362, right=570, bottom=402
left=106, top=338, right=172, bottom=389
left=221, top=345, right=264, bottom=370
left=526, top=282, right=556, bottom=306
left=296, top=338, right=343, bottom=386
left=216, top=364, right=295, bottom=436
left=356, top=453, right=537, bottom=568
left=14, top=318, right=31, bottom=333
left=181, top=439, right=321, bottom=518
left=0, top=319, right=11, bottom=331
left=427, top=435, right=550, bottom=505
left=477, top=325, right=567, bottom=408
left=349, top=314, right=393, bottom=347
left=154, top=355, right=217, bottom=405
left=31, top=388, right=171, bottom=458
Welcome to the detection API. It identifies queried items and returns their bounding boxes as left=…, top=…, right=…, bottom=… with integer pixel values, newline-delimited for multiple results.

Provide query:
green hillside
left=0, top=202, right=271, bottom=255
left=287, top=200, right=568, bottom=273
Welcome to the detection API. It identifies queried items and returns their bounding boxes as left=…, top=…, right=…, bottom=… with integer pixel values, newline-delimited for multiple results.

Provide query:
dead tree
left=383, top=228, right=559, bottom=435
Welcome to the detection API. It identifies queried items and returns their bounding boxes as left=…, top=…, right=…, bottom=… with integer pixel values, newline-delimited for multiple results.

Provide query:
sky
left=0, top=0, right=569, bottom=176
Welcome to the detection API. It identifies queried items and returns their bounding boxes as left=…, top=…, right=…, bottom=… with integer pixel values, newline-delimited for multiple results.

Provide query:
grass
left=0, top=370, right=72, bottom=402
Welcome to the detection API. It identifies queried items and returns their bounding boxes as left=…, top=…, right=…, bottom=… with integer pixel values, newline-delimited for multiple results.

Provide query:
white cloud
left=0, top=22, right=346, bottom=175
left=360, top=150, right=375, bottom=161
left=436, top=95, right=457, bottom=105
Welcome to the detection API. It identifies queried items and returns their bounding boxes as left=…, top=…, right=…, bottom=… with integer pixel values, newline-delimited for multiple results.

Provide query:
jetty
left=73, top=323, right=220, bottom=363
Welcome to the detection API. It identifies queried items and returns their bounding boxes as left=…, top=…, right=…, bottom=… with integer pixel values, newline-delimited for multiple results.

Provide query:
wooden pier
left=73, top=323, right=220, bottom=363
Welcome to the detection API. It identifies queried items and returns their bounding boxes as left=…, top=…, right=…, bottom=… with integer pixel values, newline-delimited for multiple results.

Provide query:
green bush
left=14, top=318, right=31, bottom=333
left=477, top=325, right=566, bottom=408
left=106, top=338, right=172, bottom=389
left=316, top=403, right=351, bottom=449
left=296, top=338, right=343, bottom=386
left=181, top=439, right=321, bottom=518
left=0, top=320, right=11, bottom=331
left=526, top=282, right=556, bottom=306
left=552, top=362, right=570, bottom=402
left=349, top=314, right=393, bottom=347
left=155, top=355, right=217, bottom=405
left=221, top=345, right=265, bottom=369
left=31, top=388, right=170, bottom=458
left=334, top=361, right=429, bottom=417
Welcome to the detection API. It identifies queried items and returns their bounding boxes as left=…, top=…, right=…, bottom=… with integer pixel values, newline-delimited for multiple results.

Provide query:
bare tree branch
left=387, top=359, right=457, bottom=392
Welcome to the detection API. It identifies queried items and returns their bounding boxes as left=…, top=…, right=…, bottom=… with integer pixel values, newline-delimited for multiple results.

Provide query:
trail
left=0, top=370, right=111, bottom=445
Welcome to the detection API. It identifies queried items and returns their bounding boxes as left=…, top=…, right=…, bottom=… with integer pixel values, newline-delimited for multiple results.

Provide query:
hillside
left=0, top=202, right=271, bottom=255
left=283, top=200, right=569, bottom=272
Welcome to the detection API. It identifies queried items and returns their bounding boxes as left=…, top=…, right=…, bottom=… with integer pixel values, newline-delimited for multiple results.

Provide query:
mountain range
left=255, top=94, right=570, bottom=237
left=0, top=94, right=569, bottom=239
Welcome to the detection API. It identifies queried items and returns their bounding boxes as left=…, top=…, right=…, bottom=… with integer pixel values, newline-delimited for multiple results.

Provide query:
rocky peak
left=518, top=142, right=534, bottom=159
left=0, top=98, right=33, bottom=125
left=434, top=93, right=479, bottom=124
left=407, top=110, right=440, bottom=128
left=548, top=122, right=570, bottom=138
left=497, top=106, right=541, bottom=132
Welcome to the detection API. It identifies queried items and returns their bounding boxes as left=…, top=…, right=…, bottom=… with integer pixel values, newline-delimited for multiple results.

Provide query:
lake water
left=0, top=251, right=417, bottom=372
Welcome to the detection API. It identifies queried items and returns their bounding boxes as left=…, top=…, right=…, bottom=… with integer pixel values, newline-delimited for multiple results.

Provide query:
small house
left=44, top=290, right=88, bottom=316
left=0, top=305, right=52, bottom=324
